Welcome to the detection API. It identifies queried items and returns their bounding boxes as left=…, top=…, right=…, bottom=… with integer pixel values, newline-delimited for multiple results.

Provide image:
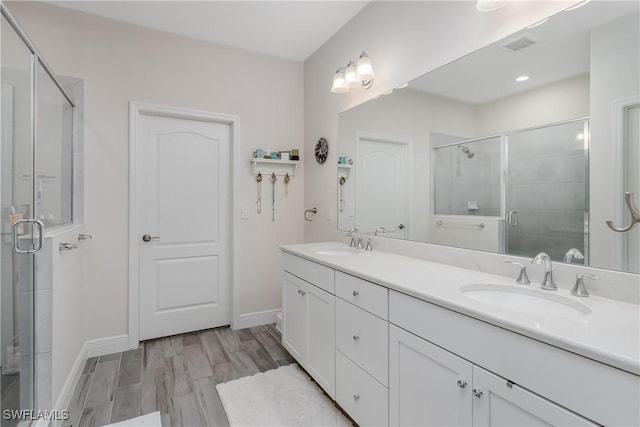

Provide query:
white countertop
left=280, top=242, right=640, bottom=376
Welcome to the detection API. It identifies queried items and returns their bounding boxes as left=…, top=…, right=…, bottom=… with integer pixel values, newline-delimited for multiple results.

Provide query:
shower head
left=459, top=145, right=475, bottom=159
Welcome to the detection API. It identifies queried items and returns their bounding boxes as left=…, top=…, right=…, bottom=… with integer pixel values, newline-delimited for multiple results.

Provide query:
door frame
left=128, top=102, right=239, bottom=349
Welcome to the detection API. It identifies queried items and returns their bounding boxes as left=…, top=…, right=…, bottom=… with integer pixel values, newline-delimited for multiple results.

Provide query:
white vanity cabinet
left=282, top=254, right=336, bottom=398
left=335, top=271, right=390, bottom=426
left=389, top=325, right=596, bottom=427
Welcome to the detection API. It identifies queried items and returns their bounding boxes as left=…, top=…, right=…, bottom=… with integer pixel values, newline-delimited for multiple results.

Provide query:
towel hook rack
left=606, top=192, right=640, bottom=232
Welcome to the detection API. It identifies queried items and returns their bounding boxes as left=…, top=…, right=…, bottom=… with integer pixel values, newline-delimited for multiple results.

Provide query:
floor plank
left=141, top=367, right=167, bottom=415
left=164, top=356, right=193, bottom=397
left=144, top=339, right=165, bottom=370
left=98, top=353, right=121, bottom=364
left=169, top=392, right=204, bottom=427
left=84, top=360, right=119, bottom=408
left=215, top=328, right=243, bottom=355
left=212, top=362, right=238, bottom=385
left=199, top=330, right=228, bottom=365
left=227, top=350, right=260, bottom=378
left=193, top=377, right=230, bottom=427
left=66, top=373, right=93, bottom=426
left=78, top=401, right=113, bottom=427
left=117, top=348, right=143, bottom=387
left=110, top=383, right=142, bottom=423
left=82, top=357, right=98, bottom=375
left=183, top=344, right=213, bottom=380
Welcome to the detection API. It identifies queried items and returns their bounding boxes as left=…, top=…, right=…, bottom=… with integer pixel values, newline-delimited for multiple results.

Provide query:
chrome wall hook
left=304, top=208, right=318, bottom=221
left=606, top=192, right=640, bottom=232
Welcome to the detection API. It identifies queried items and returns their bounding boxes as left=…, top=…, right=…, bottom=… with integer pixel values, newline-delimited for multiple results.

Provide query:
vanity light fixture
left=515, top=75, right=530, bottom=82
left=330, top=52, right=375, bottom=93
left=476, top=0, right=510, bottom=12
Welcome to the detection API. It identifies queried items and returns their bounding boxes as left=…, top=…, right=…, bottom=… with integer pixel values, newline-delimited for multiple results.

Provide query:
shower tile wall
left=507, top=121, right=587, bottom=262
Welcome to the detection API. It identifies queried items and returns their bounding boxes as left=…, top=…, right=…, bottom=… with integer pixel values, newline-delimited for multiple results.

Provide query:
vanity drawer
left=336, top=350, right=389, bottom=427
left=282, top=252, right=334, bottom=294
left=336, top=298, right=388, bottom=386
left=336, top=271, right=388, bottom=319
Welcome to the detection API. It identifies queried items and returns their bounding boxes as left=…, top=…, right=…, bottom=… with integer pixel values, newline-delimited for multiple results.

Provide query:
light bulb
left=356, top=52, right=375, bottom=82
left=345, top=61, right=360, bottom=88
left=331, top=68, right=349, bottom=93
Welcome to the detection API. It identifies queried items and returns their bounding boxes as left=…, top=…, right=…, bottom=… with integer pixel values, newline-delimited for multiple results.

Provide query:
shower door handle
left=508, top=210, right=518, bottom=227
left=13, top=219, right=44, bottom=254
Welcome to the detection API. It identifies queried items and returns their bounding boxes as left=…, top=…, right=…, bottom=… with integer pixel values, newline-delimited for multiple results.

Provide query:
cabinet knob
left=297, top=289, right=306, bottom=296
left=472, top=389, right=483, bottom=398
left=352, top=334, right=360, bottom=341
left=456, top=380, right=467, bottom=389
left=353, top=394, right=360, bottom=401
left=353, top=290, right=360, bottom=297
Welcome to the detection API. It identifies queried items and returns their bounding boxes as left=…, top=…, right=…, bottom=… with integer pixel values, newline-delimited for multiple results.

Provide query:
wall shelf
left=251, top=158, right=299, bottom=176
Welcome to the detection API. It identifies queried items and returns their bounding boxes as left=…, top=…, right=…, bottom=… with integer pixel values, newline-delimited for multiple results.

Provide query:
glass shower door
left=505, top=120, right=588, bottom=263
left=1, top=13, right=37, bottom=425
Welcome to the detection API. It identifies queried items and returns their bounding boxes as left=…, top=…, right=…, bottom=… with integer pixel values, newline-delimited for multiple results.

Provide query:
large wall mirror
left=337, top=1, right=639, bottom=274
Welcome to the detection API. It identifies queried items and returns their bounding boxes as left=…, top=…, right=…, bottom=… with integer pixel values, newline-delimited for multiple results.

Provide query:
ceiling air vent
left=498, top=33, right=538, bottom=53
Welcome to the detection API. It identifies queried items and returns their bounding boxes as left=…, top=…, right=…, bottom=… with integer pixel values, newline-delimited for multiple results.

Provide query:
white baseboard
left=43, top=342, right=87, bottom=427
left=86, top=334, right=130, bottom=357
left=234, top=309, right=281, bottom=330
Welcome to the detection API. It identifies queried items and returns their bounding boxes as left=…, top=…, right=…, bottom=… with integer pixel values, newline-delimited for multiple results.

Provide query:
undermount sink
left=313, top=247, right=362, bottom=256
left=460, top=284, right=591, bottom=316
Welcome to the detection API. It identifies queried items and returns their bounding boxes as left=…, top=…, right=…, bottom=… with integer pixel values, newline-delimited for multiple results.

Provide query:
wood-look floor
left=64, top=324, right=294, bottom=427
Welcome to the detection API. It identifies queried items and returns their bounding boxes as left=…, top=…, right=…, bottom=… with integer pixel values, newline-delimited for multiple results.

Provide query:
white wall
left=304, top=0, right=580, bottom=244
left=6, top=1, right=304, bottom=344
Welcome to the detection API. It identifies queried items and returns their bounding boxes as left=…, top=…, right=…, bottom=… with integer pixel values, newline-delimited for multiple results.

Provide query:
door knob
left=142, top=234, right=159, bottom=242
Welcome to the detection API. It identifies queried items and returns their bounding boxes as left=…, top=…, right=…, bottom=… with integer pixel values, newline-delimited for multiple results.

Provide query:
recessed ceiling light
left=527, top=18, right=549, bottom=29
left=515, top=75, right=530, bottom=82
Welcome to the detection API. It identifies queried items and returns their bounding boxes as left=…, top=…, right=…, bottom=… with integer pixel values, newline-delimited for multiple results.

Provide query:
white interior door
left=356, top=134, right=409, bottom=238
left=136, top=110, right=231, bottom=341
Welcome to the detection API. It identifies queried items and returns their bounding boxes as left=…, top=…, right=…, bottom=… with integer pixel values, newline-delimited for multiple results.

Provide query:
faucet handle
left=357, top=238, right=364, bottom=249
left=571, top=273, right=600, bottom=297
left=365, top=239, right=373, bottom=251
left=504, top=261, right=530, bottom=285
left=349, top=236, right=357, bottom=247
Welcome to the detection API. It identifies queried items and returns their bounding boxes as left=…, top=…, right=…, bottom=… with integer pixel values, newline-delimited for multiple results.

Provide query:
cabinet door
left=282, top=272, right=307, bottom=362
left=472, top=366, right=597, bottom=427
left=389, top=325, right=472, bottom=426
left=306, top=282, right=336, bottom=398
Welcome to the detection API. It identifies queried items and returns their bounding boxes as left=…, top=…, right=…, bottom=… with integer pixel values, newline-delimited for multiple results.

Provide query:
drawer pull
left=456, top=380, right=467, bottom=389
left=472, top=389, right=483, bottom=398
left=352, top=290, right=360, bottom=297
left=352, top=334, right=360, bottom=341
left=353, top=394, right=360, bottom=401
left=297, top=289, right=306, bottom=296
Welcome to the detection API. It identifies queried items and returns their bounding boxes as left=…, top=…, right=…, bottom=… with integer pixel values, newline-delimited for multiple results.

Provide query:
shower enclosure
left=433, top=119, right=589, bottom=263
left=1, top=6, right=74, bottom=424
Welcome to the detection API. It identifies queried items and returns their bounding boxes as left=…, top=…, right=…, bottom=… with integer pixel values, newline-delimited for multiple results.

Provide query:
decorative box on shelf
left=250, top=158, right=299, bottom=176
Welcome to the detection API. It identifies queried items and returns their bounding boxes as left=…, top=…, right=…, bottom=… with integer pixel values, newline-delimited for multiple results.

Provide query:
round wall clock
left=315, top=137, right=329, bottom=164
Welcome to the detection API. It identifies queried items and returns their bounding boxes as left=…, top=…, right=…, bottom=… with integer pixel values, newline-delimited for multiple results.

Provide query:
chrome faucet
left=563, top=248, right=584, bottom=264
left=531, top=252, right=557, bottom=291
left=504, top=261, right=530, bottom=285
left=375, top=227, right=386, bottom=236
left=571, top=273, right=600, bottom=297
left=346, top=228, right=363, bottom=249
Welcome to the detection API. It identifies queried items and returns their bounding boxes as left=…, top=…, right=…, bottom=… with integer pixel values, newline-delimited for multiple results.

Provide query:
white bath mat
left=216, top=364, right=352, bottom=427
left=105, top=411, right=162, bottom=426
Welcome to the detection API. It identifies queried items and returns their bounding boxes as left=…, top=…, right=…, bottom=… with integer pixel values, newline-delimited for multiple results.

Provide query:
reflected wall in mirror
left=337, top=1, right=639, bottom=273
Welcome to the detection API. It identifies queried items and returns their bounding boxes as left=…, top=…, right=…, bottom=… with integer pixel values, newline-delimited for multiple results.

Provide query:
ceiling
left=408, top=1, right=639, bottom=104
left=49, top=1, right=370, bottom=61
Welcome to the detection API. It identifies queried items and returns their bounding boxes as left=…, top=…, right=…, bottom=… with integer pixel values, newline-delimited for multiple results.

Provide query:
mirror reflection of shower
left=458, top=145, right=475, bottom=159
